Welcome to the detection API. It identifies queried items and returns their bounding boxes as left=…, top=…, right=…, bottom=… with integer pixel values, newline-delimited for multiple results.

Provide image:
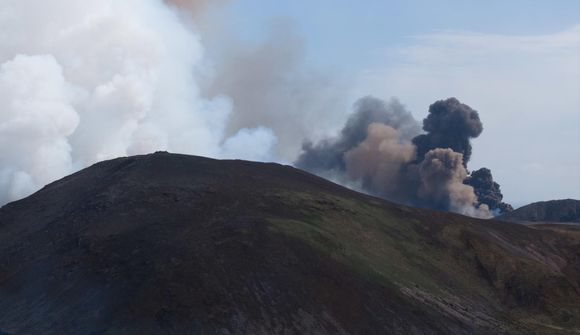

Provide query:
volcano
left=0, top=152, right=578, bottom=334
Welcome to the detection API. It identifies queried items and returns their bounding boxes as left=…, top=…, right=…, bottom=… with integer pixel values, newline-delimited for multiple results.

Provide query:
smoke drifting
left=295, top=96, right=420, bottom=175
left=344, top=123, right=416, bottom=198
left=0, top=0, right=511, bottom=218
left=0, top=0, right=276, bottom=205
left=296, top=96, right=508, bottom=217
left=165, top=0, right=228, bottom=14
left=412, top=98, right=483, bottom=165
left=201, top=22, right=348, bottom=161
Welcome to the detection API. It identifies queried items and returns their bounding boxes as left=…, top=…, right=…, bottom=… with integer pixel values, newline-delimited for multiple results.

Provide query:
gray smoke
left=165, top=1, right=348, bottom=161
left=165, top=0, right=228, bottom=14
left=412, top=97, right=483, bottom=165
left=199, top=20, right=348, bottom=161
left=296, top=96, right=506, bottom=218
left=295, top=96, right=420, bottom=174
left=464, top=168, right=513, bottom=214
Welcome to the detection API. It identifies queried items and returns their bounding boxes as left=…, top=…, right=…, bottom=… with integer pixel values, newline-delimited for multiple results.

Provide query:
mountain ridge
left=499, top=199, right=580, bottom=224
left=0, top=152, right=578, bottom=334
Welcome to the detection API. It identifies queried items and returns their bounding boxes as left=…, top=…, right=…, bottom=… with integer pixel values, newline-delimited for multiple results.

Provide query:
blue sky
left=222, top=0, right=580, bottom=72
left=213, top=0, right=580, bottom=207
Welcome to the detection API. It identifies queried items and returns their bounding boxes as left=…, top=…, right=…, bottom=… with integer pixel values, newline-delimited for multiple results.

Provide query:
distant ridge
left=498, top=199, right=580, bottom=224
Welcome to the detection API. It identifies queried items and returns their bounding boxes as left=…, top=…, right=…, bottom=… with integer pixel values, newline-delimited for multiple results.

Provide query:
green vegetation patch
left=267, top=190, right=455, bottom=294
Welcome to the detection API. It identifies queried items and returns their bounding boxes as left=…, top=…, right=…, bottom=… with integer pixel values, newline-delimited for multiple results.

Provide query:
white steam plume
left=0, top=0, right=276, bottom=205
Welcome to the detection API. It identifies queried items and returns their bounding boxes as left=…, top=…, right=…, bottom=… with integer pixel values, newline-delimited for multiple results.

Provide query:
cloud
left=219, top=127, right=277, bottom=162
left=0, top=0, right=275, bottom=205
left=0, top=55, right=78, bottom=203
left=357, top=25, right=580, bottom=204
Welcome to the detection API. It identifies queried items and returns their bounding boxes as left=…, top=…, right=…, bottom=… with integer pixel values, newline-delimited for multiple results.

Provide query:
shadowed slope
left=0, top=152, right=578, bottom=334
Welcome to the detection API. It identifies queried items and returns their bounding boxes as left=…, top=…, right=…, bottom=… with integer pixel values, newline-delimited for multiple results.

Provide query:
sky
left=220, top=0, right=579, bottom=70
left=0, top=0, right=578, bottom=209
left=211, top=0, right=580, bottom=207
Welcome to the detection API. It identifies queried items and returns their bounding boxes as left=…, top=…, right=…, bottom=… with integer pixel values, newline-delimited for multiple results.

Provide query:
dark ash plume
left=295, top=96, right=420, bottom=174
left=295, top=96, right=509, bottom=218
left=412, top=98, right=483, bottom=165
left=464, top=168, right=513, bottom=214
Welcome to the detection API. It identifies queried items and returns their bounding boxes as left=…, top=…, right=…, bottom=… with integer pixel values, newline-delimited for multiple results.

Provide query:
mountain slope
left=0, top=152, right=578, bottom=334
left=499, top=199, right=580, bottom=224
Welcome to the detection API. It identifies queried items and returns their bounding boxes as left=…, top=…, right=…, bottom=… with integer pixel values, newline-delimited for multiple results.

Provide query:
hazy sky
left=211, top=0, right=580, bottom=207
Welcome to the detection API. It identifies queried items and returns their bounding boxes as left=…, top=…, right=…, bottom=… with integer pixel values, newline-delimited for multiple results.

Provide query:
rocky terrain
left=0, top=152, right=578, bottom=334
left=499, top=199, right=580, bottom=225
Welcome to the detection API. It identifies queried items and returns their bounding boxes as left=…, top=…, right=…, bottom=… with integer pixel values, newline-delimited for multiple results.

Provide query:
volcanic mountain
left=0, top=152, right=578, bottom=334
left=499, top=199, right=580, bottom=225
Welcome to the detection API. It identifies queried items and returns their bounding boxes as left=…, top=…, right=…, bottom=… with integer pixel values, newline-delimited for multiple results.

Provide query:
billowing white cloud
left=0, top=0, right=276, bottom=205
left=220, top=127, right=278, bottom=162
left=0, top=54, right=78, bottom=202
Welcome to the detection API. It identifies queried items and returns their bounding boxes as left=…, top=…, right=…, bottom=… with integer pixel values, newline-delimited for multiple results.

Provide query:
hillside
left=0, top=152, right=578, bottom=334
left=499, top=199, right=580, bottom=224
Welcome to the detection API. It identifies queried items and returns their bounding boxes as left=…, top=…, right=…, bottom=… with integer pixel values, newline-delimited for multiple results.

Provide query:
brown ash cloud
left=295, top=96, right=509, bottom=217
left=295, top=96, right=420, bottom=175
left=343, top=123, right=416, bottom=201
left=416, top=149, right=490, bottom=217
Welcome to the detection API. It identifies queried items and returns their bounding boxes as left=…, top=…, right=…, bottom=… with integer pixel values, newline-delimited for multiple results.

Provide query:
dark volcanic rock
left=0, top=152, right=578, bottom=334
left=499, top=199, right=580, bottom=224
